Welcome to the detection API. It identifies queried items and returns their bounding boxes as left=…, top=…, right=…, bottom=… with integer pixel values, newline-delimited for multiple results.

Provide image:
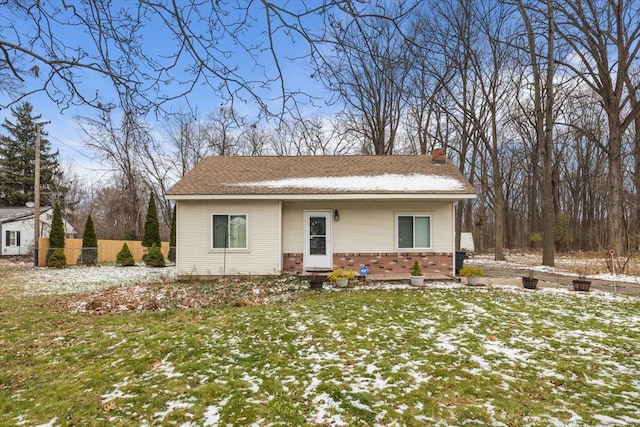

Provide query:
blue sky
left=0, top=1, right=339, bottom=183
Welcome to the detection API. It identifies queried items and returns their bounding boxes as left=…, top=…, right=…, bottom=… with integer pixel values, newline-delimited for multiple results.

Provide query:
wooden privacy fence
left=37, top=238, right=170, bottom=267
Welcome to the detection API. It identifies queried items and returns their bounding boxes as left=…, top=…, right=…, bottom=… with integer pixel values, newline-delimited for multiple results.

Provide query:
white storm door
left=304, top=211, right=332, bottom=270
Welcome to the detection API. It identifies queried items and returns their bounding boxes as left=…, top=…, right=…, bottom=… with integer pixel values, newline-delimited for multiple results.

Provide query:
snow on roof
left=0, top=207, right=52, bottom=223
left=232, top=173, right=465, bottom=192
left=165, top=155, right=477, bottom=197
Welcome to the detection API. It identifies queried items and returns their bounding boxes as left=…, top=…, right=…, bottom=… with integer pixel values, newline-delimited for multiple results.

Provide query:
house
left=165, top=152, right=476, bottom=280
left=0, top=207, right=76, bottom=256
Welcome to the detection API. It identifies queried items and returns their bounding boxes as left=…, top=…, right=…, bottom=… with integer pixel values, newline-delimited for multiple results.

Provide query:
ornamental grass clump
left=327, top=269, right=356, bottom=281
left=458, top=266, right=486, bottom=277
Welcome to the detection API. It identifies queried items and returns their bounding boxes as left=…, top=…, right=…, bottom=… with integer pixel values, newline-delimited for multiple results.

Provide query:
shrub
left=555, top=213, right=574, bottom=250
left=411, top=261, right=423, bottom=276
left=144, top=244, right=166, bottom=267
left=47, top=248, right=67, bottom=269
left=81, top=214, right=98, bottom=266
left=529, top=232, right=543, bottom=247
left=116, top=243, right=135, bottom=267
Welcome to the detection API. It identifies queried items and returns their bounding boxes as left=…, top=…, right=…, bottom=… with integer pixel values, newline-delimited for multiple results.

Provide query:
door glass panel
left=309, top=216, right=327, bottom=255
left=309, top=217, right=326, bottom=236
left=310, top=236, right=326, bottom=255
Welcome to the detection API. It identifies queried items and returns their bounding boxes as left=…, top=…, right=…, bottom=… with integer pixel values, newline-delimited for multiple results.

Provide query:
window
left=212, top=214, right=247, bottom=249
left=397, top=215, right=431, bottom=249
left=5, top=230, right=20, bottom=247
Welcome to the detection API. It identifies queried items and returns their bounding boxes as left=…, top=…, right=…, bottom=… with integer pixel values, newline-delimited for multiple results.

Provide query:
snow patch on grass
left=21, top=265, right=175, bottom=295
left=101, top=377, right=136, bottom=403
left=203, top=397, right=230, bottom=426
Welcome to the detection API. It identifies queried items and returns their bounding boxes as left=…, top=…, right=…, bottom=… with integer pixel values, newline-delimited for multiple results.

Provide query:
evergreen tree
left=0, top=102, right=62, bottom=207
left=144, top=243, right=166, bottom=267
left=47, top=248, right=67, bottom=269
left=49, top=201, right=65, bottom=257
left=168, top=204, right=176, bottom=263
left=81, top=214, right=98, bottom=266
left=142, top=194, right=161, bottom=248
left=116, top=243, right=135, bottom=266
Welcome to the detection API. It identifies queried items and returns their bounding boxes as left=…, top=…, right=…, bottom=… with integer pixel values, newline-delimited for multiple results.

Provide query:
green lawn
left=1, top=282, right=639, bottom=426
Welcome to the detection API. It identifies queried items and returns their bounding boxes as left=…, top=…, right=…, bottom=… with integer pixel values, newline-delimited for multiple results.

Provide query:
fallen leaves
left=66, top=276, right=309, bottom=315
left=103, top=401, right=116, bottom=415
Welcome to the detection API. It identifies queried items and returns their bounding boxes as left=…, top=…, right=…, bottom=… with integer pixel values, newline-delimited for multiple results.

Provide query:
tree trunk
left=633, top=116, right=640, bottom=249
left=491, top=154, right=506, bottom=261
left=541, top=0, right=555, bottom=267
left=607, top=117, right=626, bottom=255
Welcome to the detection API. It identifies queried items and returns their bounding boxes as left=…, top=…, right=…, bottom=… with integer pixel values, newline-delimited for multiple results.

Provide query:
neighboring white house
left=0, top=207, right=76, bottom=256
left=165, top=152, right=476, bottom=280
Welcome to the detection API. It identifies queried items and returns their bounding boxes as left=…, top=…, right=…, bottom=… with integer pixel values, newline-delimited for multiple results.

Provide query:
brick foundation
left=282, top=252, right=453, bottom=275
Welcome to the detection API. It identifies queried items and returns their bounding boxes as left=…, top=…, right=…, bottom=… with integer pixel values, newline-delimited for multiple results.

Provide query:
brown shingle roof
left=166, top=155, right=476, bottom=197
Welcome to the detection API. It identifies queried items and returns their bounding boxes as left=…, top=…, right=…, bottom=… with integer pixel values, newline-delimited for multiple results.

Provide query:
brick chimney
left=431, top=147, right=446, bottom=164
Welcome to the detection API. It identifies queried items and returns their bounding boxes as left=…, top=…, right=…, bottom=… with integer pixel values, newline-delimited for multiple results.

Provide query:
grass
left=1, top=283, right=640, bottom=426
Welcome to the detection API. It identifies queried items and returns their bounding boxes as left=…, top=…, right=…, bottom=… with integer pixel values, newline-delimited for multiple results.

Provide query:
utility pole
left=34, top=125, right=41, bottom=266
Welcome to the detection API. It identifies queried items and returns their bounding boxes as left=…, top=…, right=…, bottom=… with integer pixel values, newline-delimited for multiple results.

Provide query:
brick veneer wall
left=282, top=252, right=453, bottom=274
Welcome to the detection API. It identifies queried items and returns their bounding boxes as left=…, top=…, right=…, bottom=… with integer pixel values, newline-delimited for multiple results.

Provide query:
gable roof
left=0, top=207, right=53, bottom=224
left=166, top=155, right=476, bottom=200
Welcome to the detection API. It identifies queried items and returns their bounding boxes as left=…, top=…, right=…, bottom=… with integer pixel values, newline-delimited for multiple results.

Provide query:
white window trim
left=210, top=213, right=249, bottom=251
left=395, top=213, right=432, bottom=251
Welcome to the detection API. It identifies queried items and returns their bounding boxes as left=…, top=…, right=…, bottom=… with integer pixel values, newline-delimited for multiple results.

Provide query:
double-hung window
left=212, top=214, right=247, bottom=249
left=6, top=230, right=20, bottom=247
left=397, top=214, right=431, bottom=250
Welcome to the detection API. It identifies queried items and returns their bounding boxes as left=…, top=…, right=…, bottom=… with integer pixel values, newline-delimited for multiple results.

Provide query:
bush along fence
left=37, top=237, right=171, bottom=267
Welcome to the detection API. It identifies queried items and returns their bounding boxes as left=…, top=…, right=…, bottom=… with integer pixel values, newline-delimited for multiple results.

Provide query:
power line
left=47, top=134, right=95, bottom=162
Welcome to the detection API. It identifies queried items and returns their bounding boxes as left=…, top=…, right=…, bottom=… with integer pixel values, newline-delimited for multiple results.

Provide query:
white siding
left=1, top=211, right=74, bottom=256
left=176, top=200, right=281, bottom=276
left=282, top=201, right=454, bottom=253
left=2, top=219, right=32, bottom=256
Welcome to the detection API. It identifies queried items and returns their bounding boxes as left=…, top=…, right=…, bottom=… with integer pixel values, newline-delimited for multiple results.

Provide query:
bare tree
left=554, top=0, right=640, bottom=256
left=410, top=1, right=479, bottom=248
left=515, top=0, right=557, bottom=266
left=426, top=0, right=518, bottom=260
left=238, top=122, right=268, bottom=156
left=557, top=90, right=609, bottom=251
left=318, top=8, right=415, bottom=155
left=202, top=107, right=243, bottom=156
left=163, top=113, right=210, bottom=178
left=0, top=1, right=420, bottom=118
left=89, top=182, right=147, bottom=240
left=77, top=112, right=148, bottom=239
left=625, top=64, right=640, bottom=250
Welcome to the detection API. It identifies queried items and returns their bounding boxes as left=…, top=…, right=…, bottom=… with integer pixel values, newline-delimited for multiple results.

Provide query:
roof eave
left=166, top=192, right=477, bottom=201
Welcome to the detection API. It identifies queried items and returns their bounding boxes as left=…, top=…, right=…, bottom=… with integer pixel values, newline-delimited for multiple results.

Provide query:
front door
left=304, top=211, right=332, bottom=270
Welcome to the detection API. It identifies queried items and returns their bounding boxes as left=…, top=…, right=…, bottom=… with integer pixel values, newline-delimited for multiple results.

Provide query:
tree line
left=2, top=1, right=640, bottom=267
